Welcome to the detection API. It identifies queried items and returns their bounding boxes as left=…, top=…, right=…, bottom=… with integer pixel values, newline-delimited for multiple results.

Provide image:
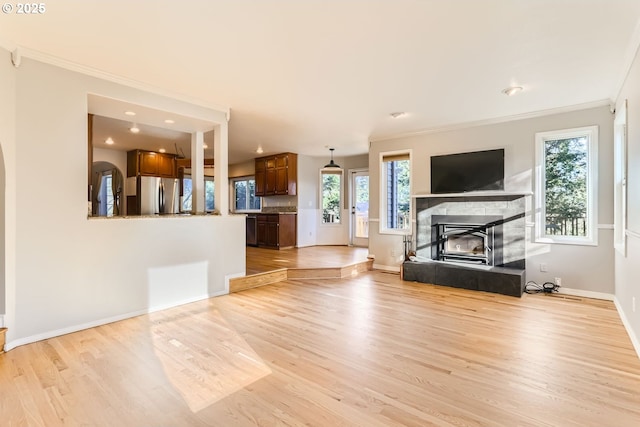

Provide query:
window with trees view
left=535, top=126, right=598, bottom=245
left=380, top=151, right=411, bottom=234
left=321, top=170, right=342, bottom=224
left=182, top=176, right=215, bottom=212
left=232, top=177, right=261, bottom=211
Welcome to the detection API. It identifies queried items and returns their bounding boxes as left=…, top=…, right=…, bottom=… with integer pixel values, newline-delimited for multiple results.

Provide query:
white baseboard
left=5, top=291, right=227, bottom=352
left=557, top=287, right=614, bottom=301
left=614, top=297, right=640, bottom=361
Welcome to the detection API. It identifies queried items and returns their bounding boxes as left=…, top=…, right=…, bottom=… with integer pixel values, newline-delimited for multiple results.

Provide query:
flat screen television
left=430, top=148, right=504, bottom=194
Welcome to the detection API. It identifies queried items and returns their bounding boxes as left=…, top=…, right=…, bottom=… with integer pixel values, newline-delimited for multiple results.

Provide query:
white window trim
left=319, top=167, right=343, bottom=227
left=614, top=100, right=628, bottom=256
left=379, top=149, right=412, bottom=236
left=534, top=126, right=598, bottom=246
left=230, top=176, right=261, bottom=213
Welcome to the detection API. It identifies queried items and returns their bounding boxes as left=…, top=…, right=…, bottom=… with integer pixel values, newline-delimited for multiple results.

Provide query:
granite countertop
left=88, top=212, right=220, bottom=220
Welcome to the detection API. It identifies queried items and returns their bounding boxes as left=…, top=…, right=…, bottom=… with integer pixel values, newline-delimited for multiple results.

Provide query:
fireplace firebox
left=436, top=223, right=493, bottom=265
left=431, top=215, right=503, bottom=267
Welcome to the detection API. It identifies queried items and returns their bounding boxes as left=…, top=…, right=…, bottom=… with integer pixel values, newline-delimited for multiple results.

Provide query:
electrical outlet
left=540, top=263, right=548, bottom=272
left=633, top=297, right=636, bottom=313
left=554, top=277, right=562, bottom=287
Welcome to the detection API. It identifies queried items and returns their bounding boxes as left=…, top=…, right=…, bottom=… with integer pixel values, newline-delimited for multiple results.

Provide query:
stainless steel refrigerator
left=138, top=176, right=180, bottom=215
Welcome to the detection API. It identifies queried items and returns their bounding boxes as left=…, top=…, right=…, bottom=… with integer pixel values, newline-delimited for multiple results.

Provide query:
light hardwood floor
left=1, top=271, right=640, bottom=426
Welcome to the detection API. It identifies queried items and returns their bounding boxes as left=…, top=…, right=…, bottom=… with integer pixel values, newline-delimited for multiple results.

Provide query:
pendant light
left=324, top=148, right=340, bottom=168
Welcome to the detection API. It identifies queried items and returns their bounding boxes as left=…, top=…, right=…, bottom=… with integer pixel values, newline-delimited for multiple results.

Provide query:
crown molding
left=370, top=99, right=611, bottom=143
left=7, top=44, right=230, bottom=115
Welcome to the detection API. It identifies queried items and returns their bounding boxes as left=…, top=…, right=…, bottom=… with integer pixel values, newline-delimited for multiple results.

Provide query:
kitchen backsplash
left=261, top=206, right=297, bottom=213
left=262, top=195, right=297, bottom=212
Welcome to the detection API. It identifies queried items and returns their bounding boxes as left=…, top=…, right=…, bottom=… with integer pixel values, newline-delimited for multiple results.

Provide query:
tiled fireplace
left=417, top=194, right=526, bottom=269
left=403, top=193, right=527, bottom=296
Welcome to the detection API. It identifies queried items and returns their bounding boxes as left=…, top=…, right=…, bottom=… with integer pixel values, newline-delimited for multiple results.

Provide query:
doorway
left=349, top=169, right=369, bottom=247
left=91, top=161, right=123, bottom=217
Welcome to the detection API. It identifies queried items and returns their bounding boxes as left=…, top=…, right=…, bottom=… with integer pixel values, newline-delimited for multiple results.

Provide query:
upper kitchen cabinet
left=255, top=157, right=266, bottom=196
left=127, top=149, right=177, bottom=178
left=255, top=152, right=297, bottom=196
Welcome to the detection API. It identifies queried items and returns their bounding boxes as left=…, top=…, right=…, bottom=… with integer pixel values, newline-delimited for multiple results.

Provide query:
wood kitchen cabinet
left=246, top=214, right=258, bottom=246
left=127, top=149, right=177, bottom=178
left=254, top=153, right=297, bottom=196
left=255, top=158, right=266, bottom=196
left=256, top=213, right=296, bottom=249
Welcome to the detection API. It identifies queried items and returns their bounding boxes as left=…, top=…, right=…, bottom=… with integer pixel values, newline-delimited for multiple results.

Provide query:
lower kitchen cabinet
left=246, top=214, right=258, bottom=246
left=256, top=213, right=296, bottom=249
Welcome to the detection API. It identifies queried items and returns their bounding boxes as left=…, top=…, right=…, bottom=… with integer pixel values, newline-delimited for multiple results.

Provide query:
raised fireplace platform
left=402, top=260, right=525, bottom=297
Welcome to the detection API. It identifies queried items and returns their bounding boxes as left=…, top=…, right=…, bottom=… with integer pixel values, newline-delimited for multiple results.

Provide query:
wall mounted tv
left=430, top=148, right=504, bottom=194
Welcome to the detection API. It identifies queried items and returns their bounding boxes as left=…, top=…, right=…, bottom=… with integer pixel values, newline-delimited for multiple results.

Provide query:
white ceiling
left=88, top=95, right=215, bottom=158
left=2, top=1, right=640, bottom=164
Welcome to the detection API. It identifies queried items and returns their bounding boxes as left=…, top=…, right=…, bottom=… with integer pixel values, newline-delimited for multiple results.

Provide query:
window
left=614, top=100, right=628, bottom=255
left=182, top=177, right=193, bottom=212
left=321, top=169, right=342, bottom=224
left=535, top=126, right=598, bottom=245
left=182, top=176, right=215, bottom=212
left=232, top=177, right=261, bottom=212
left=205, top=179, right=215, bottom=212
left=380, top=150, right=411, bottom=234
left=98, top=171, right=114, bottom=217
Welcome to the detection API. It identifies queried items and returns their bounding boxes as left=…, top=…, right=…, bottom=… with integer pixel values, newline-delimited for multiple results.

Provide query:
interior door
left=350, top=170, right=369, bottom=247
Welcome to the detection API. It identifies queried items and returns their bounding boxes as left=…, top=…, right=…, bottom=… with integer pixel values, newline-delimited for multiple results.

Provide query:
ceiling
left=2, top=1, right=640, bottom=164
left=88, top=95, right=215, bottom=158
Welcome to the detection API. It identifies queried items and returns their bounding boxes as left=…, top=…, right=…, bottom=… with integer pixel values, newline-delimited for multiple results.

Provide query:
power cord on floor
left=524, top=280, right=560, bottom=294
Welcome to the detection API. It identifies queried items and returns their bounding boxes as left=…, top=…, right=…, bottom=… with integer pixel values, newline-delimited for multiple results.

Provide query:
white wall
left=297, top=155, right=321, bottom=247
left=369, top=106, right=615, bottom=293
left=228, top=160, right=254, bottom=178
left=93, top=147, right=127, bottom=179
left=0, top=47, right=17, bottom=328
left=296, top=154, right=368, bottom=247
left=615, top=41, right=640, bottom=353
left=4, top=55, right=245, bottom=349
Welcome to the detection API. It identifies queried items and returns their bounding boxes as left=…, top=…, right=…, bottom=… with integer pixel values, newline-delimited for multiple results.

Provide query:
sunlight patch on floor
left=150, top=307, right=272, bottom=412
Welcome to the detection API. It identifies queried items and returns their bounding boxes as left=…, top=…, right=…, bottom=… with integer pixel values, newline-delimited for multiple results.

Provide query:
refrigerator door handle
left=159, top=180, right=165, bottom=214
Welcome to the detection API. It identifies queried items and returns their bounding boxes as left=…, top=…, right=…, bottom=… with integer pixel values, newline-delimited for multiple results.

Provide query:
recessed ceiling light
left=105, top=137, right=114, bottom=145
left=203, top=143, right=209, bottom=149
left=390, top=112, right=406, bottom=119
left=164, top=119, right=175, bottom=124
left=502, top=86, right=523, bottom=96
left=256, top=146, right=264, bottom=154
left=124, top=111, right=136, bottom=116
left=130, top=126, right=140, bottom=134
left=158, top=148, right=166, bottom=153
